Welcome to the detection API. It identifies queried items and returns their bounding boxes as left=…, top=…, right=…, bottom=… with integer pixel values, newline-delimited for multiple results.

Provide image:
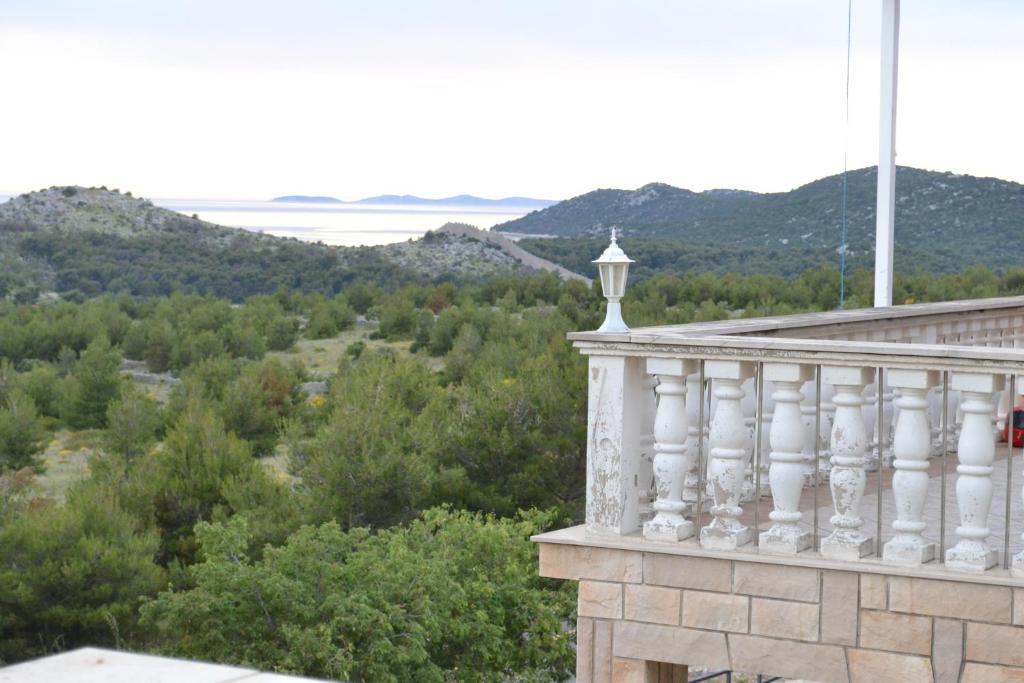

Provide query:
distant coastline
left=271, top=194, right=557, bottom=208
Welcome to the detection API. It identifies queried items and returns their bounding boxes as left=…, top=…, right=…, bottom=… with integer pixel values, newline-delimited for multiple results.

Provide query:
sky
left=1, top=0, right=1021, bottom=200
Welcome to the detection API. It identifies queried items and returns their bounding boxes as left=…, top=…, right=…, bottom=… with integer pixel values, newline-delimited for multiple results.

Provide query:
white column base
left=643, top=517, right=694, bottom=543
left=759, top=527, right=811, bottom=555
left=1011, top=553, right=1024, bottom=578
left=945, top=543, right=998, bottom=572
left=820, top=533, right=874, bottom=561
left=700, top=525, right=753, bottom=550
left=882, top=538, right=936, bottom=566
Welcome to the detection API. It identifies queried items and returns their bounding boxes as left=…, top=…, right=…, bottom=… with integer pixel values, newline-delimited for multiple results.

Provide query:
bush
left=0, top=482, right=164, bottom=662
left=140, top=508, right=575, bottom=682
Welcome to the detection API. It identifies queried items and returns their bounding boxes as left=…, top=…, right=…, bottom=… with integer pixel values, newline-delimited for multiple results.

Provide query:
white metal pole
left=874, top=0, right=900, bottom=308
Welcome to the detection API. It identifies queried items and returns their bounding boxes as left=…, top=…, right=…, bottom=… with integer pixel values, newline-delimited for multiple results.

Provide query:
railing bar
left=696, top=360, right=706, bottom=533
left=877, top=367, right=884, bottom=557
left=814, top=366, right=821, bottom=552
left=1005, top=374, right=1015, bottom=569
left=754, top=362, right=765, bottom=545
left=940, top=371, right=949, bottom=563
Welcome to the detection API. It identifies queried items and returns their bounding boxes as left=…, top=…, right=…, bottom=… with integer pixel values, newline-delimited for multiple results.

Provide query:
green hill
left=498, top=166, right=1022, bottom=250
left=0, top=187, right=579, bottom=302
left=500, top=166, right=1024, bottom=278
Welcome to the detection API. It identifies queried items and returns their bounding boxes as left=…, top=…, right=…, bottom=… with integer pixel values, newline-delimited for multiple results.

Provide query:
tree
left=105, top=386, right=163, bottom=460
left=221, top=359, right=299, bottom=456
left=61, top=335, right=123, bottom=429
left=0, top=482, right=164, bottom=662
left=305, top=297, right=356, bottom=339
left=15, top=364, right=61, bottom=418
left=0, top=391, right=46, bottom=472
left=140, top=508, right=575, bottom=682
left=120, top=398, right=288, bottom=564
left=143, top=320, right=176, bottom=373
left=290, top=353, right=439, bottom=529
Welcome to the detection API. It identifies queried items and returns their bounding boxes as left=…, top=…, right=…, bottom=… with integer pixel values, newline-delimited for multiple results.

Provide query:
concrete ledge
left=534, top=525, right=1024, bottom=589
left=0, top=648, right=330, bottom=683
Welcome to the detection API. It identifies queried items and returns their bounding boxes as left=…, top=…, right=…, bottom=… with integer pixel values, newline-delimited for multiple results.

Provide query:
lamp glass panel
left=599, top=263, right=612, bottom=296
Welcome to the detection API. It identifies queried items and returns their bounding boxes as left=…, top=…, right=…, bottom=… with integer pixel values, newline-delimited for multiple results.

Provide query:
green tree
left=61, top=335, right=123, bottom=429
left=221, top=359, right=299, bottom=456
left=120, top=399, right=287, bottom=564
left=0, top=482, right=164, bottom=662
left=15, top=364, right=61, bottom=418
left=140, top=508, right=575, bottom=682
left=105, top=386, right=163, bottom=460
left=0, top=391, right=46, bottom=472
left=143, top=320, right=176, bottom=373
left=290, top=353, right=438, bottom=529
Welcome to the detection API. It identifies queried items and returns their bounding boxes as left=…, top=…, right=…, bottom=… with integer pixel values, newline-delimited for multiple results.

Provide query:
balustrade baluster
left=946, top=372, right=1004, bottom=571
left=700, top=360, right=756, bottom=549
left=760, top=363, right=813, bottom=554
left=741, top=379, right=758, bottom=503
left=862, top=385, right=879, bottom=472
left=821, top=366, right=875, bottom=560
left=643, top=358, right=698, bottom=542
left=682, top=374, right=707, bottom=510
left=800, top=381, right=829, bottom=486
left=637, top=374, right=659, bottom=522
left=883, top=369, right=939, bottom=565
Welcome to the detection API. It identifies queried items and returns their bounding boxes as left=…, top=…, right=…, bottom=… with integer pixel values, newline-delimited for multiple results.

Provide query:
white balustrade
left=862, top=386, right=879, bottom=472
left=881, top=387, right=896, bottom=467
left=740, top=379, right=758, bottom=503
left=637, top=374, right=659, bottom=521
left=759, top=390, right=775, bottom=496
left=701, top=360, right=756, bottom=550
left=573, top=294, right=1024, bottom=582
left=643, top=358, right=698, bottom=542
left=800, top=382, right=826, bottom=485
left=883, top=369, right=939, bottom=565
left=760, top=363, right=813, bottom=554
left=946, top=372, right=1004, bottom=571
left=681, top=373, right=705, bottom=509
left=821, top=366, right=875, bottom=560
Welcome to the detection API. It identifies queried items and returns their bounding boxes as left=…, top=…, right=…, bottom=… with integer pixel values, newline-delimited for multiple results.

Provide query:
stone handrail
left=574, top=298, right=1024, bottom=578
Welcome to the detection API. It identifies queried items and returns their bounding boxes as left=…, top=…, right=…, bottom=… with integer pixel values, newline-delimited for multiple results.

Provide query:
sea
left=0, top=195, right=539, bottom=247
left=151, top=199, right=538, bottom=247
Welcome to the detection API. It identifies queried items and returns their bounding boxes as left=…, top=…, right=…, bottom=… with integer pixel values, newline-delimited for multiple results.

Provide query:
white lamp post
left=594, top=229, right=634, bottom=334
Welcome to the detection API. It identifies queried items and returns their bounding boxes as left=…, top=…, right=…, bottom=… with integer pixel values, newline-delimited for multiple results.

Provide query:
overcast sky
left=1, top=1, right=1021, bottom=200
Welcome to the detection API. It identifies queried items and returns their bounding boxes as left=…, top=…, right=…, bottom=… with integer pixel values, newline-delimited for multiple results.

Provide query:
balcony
left=534, top=295, right=1024, bottom=683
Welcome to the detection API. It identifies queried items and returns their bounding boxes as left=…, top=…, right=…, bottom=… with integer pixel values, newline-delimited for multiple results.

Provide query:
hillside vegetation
left=501, top=166, right=1024, bottom=275
left=0, top=188, right=580, bottom=302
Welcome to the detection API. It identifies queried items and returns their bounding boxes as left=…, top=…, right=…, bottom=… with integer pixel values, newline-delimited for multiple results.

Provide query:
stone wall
left=538, top=542, right=1024, bottom=683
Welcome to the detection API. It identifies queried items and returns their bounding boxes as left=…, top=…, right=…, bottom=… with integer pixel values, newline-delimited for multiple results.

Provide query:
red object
left=1004, top=406, right=1024, bottom=448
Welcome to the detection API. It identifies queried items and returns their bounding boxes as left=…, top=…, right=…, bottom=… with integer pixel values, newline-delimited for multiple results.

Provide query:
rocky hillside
left=0, top=187, right=585, bottom=302
left=0, top=186, right=245, bottom=239
left=397, top=224, right=589, bottom=284
left=496, top=166, right=1024, bottom=255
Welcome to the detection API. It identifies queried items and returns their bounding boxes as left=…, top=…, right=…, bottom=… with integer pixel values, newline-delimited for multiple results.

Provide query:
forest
left=2, top=264, right=1023, bottom=680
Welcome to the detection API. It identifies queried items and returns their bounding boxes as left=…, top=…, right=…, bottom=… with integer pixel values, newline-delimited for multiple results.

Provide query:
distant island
left=271, top=195, right=344, bottom=204
left=271, top=194, right=558, bottom=208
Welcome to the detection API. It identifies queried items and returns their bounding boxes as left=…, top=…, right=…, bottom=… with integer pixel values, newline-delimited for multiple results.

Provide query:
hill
left=0, top=187, right=583, bottom=302
left=497, top=166, right=1023, bottom=253
left=501, top=166, right=1024, bottom=279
